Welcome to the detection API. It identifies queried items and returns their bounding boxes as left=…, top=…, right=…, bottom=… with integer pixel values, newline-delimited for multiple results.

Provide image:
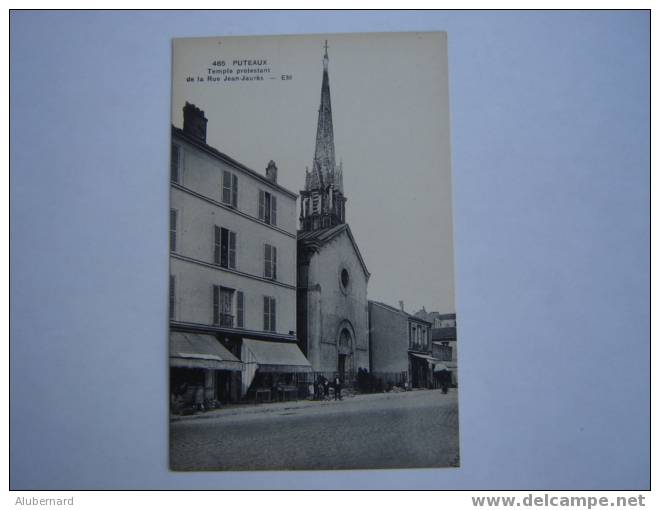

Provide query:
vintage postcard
left=169, top=32, right=458, bottom=470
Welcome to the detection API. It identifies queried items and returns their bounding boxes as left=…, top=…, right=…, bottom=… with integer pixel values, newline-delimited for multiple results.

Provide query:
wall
left=170, top=257, right=296, bottom=334
left=170, top=135, right=297, bottom=336
left=303, top=229, right=370, bottom=373
left=170, top=186, right=296, bottom=287
left=173, top=137, right=298, bottom=235
left=368, top=302, right=409, bottom=373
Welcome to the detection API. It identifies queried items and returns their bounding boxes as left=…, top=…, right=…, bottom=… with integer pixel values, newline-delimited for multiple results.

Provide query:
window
left=222, top=170, right=238, bottom=208
left=213, top=285, right=234, bottom=327
left=171, top=144, right=181, bottom=183
left=170, top=209, right=177, bottom=252
left=214, top=226, right=236, bottom=269
left=341, top=268, right=350, bottom=288
left=258, top=190, right=277, bottom=226
left=236, top=291, right=245, bottom=328
left=263, top=296, right=276, bottom=332
left=264, top=244, right=277, bottom=279
left=169, top=275, right=175, bottom=320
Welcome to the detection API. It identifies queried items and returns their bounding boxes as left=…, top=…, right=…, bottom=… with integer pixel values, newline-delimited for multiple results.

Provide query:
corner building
left=297, top=43, right=370, bottom=380
left=170, top=103, right=310, bottom=408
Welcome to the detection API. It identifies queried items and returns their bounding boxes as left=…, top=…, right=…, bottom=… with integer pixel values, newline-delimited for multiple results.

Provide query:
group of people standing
left=314, top=374, right=342, bottom=401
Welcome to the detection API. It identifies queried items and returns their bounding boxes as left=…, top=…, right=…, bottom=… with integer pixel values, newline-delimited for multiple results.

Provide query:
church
left=297, top=43, right=370, bottom=380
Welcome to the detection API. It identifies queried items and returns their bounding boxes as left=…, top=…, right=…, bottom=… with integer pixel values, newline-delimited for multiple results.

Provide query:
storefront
left=170, top=332, right=244, bottom=412
left=409, top=353, right=447, bottom=389
left=240, top=338, right=312, bottom=401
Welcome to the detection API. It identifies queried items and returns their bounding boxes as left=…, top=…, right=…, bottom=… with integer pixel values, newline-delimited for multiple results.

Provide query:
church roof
left=298, top=223, right=370, bottom=280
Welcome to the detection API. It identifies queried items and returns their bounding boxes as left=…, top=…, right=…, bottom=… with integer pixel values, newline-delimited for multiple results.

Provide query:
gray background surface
left=10, top=10, right=650, bottom=489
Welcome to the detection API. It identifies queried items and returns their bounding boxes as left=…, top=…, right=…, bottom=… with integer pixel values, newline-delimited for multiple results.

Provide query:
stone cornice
left=171, top=182, right=297, bottom=240
left=170, top=320, right=298, bottom=342
left=171, top=252, right=296, bottom=291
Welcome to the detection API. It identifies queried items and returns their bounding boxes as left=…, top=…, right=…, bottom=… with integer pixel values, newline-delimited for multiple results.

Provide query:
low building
left=169, top=102, right=311, bottom=409
left=432, top=326, right=458, bottom=387
left=415, top=309, right=458, bottom=387
left=368, top=300, right=436, bottom=388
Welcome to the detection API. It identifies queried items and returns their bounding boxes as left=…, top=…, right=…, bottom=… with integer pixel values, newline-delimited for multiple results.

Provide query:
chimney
left=399, top=300, right=405, bottom=312
left=182, top=102, right=208, bottom=142
left=266, top=160, right=278, bottom=183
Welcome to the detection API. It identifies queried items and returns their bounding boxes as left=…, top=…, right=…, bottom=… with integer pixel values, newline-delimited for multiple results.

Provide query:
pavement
left=170, top=388, right=460, bottom=471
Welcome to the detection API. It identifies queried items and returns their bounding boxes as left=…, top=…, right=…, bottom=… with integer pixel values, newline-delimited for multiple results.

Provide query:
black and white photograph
left=168, top=32, right=458, bottom=471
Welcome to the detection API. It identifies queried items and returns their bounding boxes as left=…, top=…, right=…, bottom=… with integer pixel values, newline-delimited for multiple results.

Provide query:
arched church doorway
left=337, top=327, right=354, bottom=381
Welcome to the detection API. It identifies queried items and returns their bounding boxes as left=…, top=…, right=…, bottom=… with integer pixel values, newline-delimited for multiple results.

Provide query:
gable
left=299, top=224, right=370, bottom=280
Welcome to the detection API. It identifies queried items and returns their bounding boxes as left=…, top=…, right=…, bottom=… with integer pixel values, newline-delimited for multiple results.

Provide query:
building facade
left=368, top=300, right=435, bottom=388
left=170, top=102, right=310, bottom=409
left=415, top=309, right=458, bottom=387
left=297, top=43, right=370, bottom=381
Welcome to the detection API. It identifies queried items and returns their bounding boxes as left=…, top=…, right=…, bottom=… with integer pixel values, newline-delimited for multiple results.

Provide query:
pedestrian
left=194, top=384, right=205, bottom=412
left=323, top=376, right=330, bottom=400
left=315, top=375, right=323, bottom=400
left=333, top=373, right=342, bottom=401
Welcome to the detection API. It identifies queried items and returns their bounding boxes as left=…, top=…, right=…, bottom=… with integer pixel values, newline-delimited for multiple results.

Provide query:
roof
left=414, top=309, right=457, bottom=322
left=432, top=327, right=457, bottom=341
left=298, top=223, right=370, bottom=279
left=369, top=300, right=433, bottom=325
left=172, top=126, right=298, bottom=200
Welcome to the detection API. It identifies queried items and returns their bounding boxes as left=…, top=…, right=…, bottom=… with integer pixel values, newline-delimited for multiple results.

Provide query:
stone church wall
left=304, top=230, right=370, bottom=374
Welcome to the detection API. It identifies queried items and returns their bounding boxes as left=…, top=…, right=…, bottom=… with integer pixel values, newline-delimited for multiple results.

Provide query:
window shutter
left=213, top=226, right=220, bottom=264
left=272, top=246, right=277, bottom=280
left=237, top=291, right=244, bottom=328
left=263, top=296, right=269, bottom=331
left=264, top=244, right=272, bottom=278
left=258, top=190, right=265, bottom=220
left=222, top=171, right=231, bottom=204
left=229, top=231, right=236, bottom=269
left=170, top=144, right=180, bottom=183
left=264, top=193, right=271, bottom=224
left=270, top=298, right=276, bottom=332
left=271, top=195, right=277, bottom=226
left=169, top=275, right=175, bottom=320
left=170, top=209, right=177, bottom=252
left=220, top=228, right=229, bottom=268
left=231, top=174, right=238, bottom=208
left=213, top=285, right=219, bottom=324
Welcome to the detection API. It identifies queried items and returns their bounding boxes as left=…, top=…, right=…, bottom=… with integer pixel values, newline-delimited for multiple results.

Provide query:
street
left=170, top=389, right=459, bottom=471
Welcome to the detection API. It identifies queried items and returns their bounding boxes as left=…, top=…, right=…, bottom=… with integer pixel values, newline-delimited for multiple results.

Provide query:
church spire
left=300, top=41, right=346, bottom=233
left=313, top=39, right=336, bottom=181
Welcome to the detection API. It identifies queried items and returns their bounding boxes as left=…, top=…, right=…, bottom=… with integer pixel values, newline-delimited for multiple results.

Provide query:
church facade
left=297, top=43, right=370, bottom=379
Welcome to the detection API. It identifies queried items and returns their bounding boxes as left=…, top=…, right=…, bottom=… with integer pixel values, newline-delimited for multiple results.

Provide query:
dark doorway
left=338, top=353, right=346, bottom=379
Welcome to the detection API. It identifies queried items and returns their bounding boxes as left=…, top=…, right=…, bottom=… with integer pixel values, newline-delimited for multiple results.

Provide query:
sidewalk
left=170, top=395, right=349, bottom=423
left=170, top=387, right=455, bottom=423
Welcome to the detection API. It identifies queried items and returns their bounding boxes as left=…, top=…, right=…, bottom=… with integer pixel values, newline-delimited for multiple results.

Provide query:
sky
left=172, top=32, right=455, bottom=314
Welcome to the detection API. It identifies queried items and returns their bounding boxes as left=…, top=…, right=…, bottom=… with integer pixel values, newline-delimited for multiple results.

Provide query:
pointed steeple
left=300, top=41, right=347, bottom=233
left=313, top=40, right=336, bottom=183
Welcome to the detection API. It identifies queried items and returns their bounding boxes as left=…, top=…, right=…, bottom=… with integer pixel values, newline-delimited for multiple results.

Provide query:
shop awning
left=433, top=363, right=450, bottom=372
left=410, top=353, right=450, bottom=372
left=170, top=332, right=244, bottom=371
left=242, top=338, right=312, bottom=373
left=410, top=353, right=435, bottom=361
